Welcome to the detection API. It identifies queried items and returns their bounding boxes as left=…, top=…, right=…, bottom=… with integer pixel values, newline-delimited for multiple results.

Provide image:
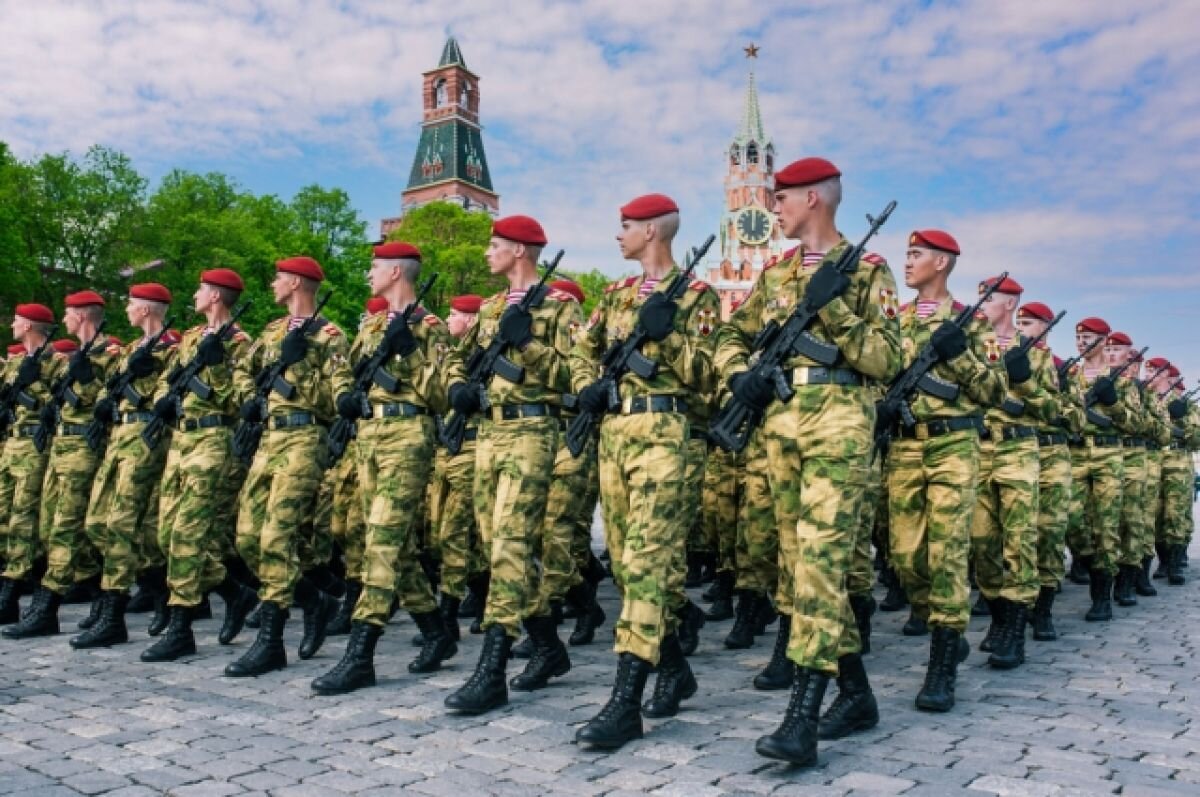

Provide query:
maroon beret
left=1106, top=331, right=1132, bottom=346
left=276, top=256, right=325, bottom=282
left=980, top=275, right=1024, bottom=295
left=1076, top=317, right=1110, bottom=335
left=51, top=339, right=79, bottom=353
left=1167, top=365, right=1181, bottom=378
left=620, top=193, right=679, bottom=221
left=8, top=344, right=26, bottom=356
left=365, top=297, right=389, bottom=315
left=550, top=279, right=585, bottom=303
left=450, top=294, right=483, bottom=314
left=162, top=329, right=182, bottom=345
left=1146, top=356, right=1171, bottom=370
left=492, top=215, right=548, bottom=246
left=774, top=157, right=841, bottom=190
left=374, top=241, right=421, bottom=261
left=1017, top=302, right=1054, bottom=322
left=909, top=230, right=961, bottom=256
left=15, top=303, right=54, bottom=324
left=130, top=282, right=172, bottom=304
left=65, top=290, right=105, bottom=308
left=201, top=268, right=245, bottom=292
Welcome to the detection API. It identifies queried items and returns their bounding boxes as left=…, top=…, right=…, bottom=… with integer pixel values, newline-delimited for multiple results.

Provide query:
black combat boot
left=1135, top=556, right=1158, bottom=596
left=244, top=601, right=262, bottom=630
left=979, top=597, right=1003, bottom=652
left=409, top=609, right=457, bottom=673
left=1068, top=554, right=1092, bottom=585
left=510, top=634, right=535, bottom=659
left=676, top=599, right=705, bottom=656
left=0, top=577, right=24, bottom=625
left=510, top=614, right=570, bottom=691
left=459, top=572, right=488, bottom=619
left=212, top=576, right=259, bottom=645
left=1030, top=585, right=1058, bottom=641
left=126, top=574, right=156, bottom=613
left=818, top=653, right=879, bottom=740
left=685, top=552, right=704, bottom=588
left=440, top=592, right=462, bottom=643
left=725, top=591, right=759, bottom=649
left=468, top=572, right=490, bottom=633
left=70, top=591, right=129, bottom=649
left=225, top=601, right=288, bottom=677
left=1114, top=565, right=1137, bottom=607
left=1167, top=544, right=1187, bottom=585
left=754, top=615, right=792, bottom=690
left=63, top=573, right=100, bottom=605
left=754, top=595, right=778, bottom=635
left=295, top=577, right=337, bottom=660
left=755, top=665, right=829, bottom=765
left=567, top=580, right=606, bottom=646
left=2, top=585, right=61, bottom=639
left=988, top=599, right=1028, bottom=669
left=1084, top=569, right=1113, bottom=621
left=704, top=570, right=735, bottom=620
left=849, top=592, right=875, bottom=655
left=192, top=595, right=213, bottom=620
left=77, top=594, right=104, bottom=630
left=902, top=610, right=928, bottom=636
left=879, top=566, right=908, bottom=612
left=444, top=624, right=512, bottom=715
left=642, top=634, right=696, bottom=718
left=699, top=552, right=718, bottom=584
left=576, top=652, right=653, bottom=749
left=1153, top=542, right=1168, bottom=579
left=971, top=593, right=991, bottom=617
left=326, top=579, right=361, bottom=637
left=140, top=606, right=196, bottom=661
left=311, top=621, right=383, bottom=695
left=915, top=625, right=963, bottom=712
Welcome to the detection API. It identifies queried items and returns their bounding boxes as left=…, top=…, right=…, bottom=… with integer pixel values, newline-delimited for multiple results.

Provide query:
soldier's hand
left=875, top=400, right=899, bottom=431
left=15, top=356, right=41, bottom=389
left=930, top=322, right=968, bottom=362
left=637, top=294, right=678, bottom=342
left=730, top=370, right=774, bottom=411
left=67, top=352, right=95, bottom=385
left=577, top=381, right=610, bottom=413
left=197, top=333, right=225, bottom=366
left=383, top=316, right=417, bottom=358
left=152, top=395, right=179, bottom=422
left=1057, top=369, right=1071, bottom=393
left=93, top=397, right=116, bottom=422
left=498, top=306, right=534, bottom=350
left=336, top=392, right=364, bottom=421
left=1091, top=378, right=1118, bottom=407
left=1003, top=348, right=1032, bottom=384
left=279, top=328, right=309, bottom=366
left=240, top=397, right=266, bottom=423
left=38, top=404, right=56, bottom=429
left=127, top=346, right=157, bottom=378
left=803, top=261, right=851, bottom=313
left=448, top=382, right=480, bottom=415
left=1168, top=398, right=1188, bottom=420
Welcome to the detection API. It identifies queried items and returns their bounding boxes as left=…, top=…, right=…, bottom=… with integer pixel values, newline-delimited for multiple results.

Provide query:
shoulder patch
left=231, top=329, right=251, bottom=343
left=1053, top=355, right=1064, bottom=368
left=688, top=279, right=710, bottom=292
left=973, top=310, right=986, bottom=321
left=547, top=288, right=576, bottom=302
left=899, top=301, right=913, bottom=312
left=862, top=252, right=886, bottom=267
left=422, top=314, right=441, bottom=325
left=951, top=301, right=966, bottom=313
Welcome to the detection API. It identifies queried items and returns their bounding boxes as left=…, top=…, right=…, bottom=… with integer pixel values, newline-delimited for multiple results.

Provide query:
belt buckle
left=915, top=424, right=930, bottom=441
left=792, top=368, right=811, bottom=387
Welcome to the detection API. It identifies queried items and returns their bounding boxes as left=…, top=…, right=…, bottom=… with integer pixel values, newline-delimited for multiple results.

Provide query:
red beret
left=620, top=193, right=679, bottom=221
left=15, top=303, right=54, bottom=324
left=130, top=282, right=172, bottom=304
left=1076, top=317, right=1110, bottom=336
left=1017, top=302, right=1053, bottom=322
left=162, top=329, right=182, bottom=345
left=774, top=157, right=841, bottom=190
left=909, top=230, right=961, bottom=255
left=1146, top=356, right=1171, bottom=370
left=51, top=339, right=79, bottom=353
left=1167, top=365, right=1181, bottom=378
left=65, top=290, right=105, bottom=308
left=450, top=294, right=483, bottom=314
left=980, top=276, right=1023, bottom=296
left=201, top=269, right=245, bottom=292
left=550, top=279, right=585, bottom=303
left=492, top=215, right=548, bottom=246
left=374, top=241, right=421, bottom=261
left=8, top=344, right=26, bottom=355
left=365, top=297, right=389, bottom=315
left=1106, top=332, right=1132, bottom=346
left=276, top=256, right=325, bottom=282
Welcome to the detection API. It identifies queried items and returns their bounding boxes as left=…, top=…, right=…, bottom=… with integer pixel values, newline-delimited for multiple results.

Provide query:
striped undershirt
left=286, top=316, right=306, bottom=331
left=801, top=251, right=825, bottom=268
left=638, top=277, right=660, bottom=298
left=506, top=289, right=527, bottom=306
left=996, top=333, right=1013, bottom=349
left=915, top=300, right=940, bottom=319
left=1083, top=365, right=1105, bottom=380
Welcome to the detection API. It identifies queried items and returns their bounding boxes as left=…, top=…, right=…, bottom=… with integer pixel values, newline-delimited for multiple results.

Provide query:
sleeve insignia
left=586, top=307, right=603, bottom=330
left=769, top=296, right=791, bottom=311
left=331, top=352, right=348, bottom=368
left=568, top=320, right=583, bottom=346
left=688, top=279, right=710, bottom=292
left=878, top=288, right=899, bottom=319
left=696, top=308, right=717, bottom=337
left=984, top=339, right=1001, bottom=362
left=423, top=315, right=441, bottom=325
left=862, top=252, right=886, bottom=267
left=548, top=288, right=576, bottom=302
left=434, top=341, right=449, bottom=366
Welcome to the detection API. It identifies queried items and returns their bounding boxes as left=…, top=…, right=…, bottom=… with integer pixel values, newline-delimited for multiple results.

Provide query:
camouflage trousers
left=1035, top=443, right=1072, bottom=587
left=1117, top=446, right=1147, bottom=567
left=314, top=446, right=365, bottom=579
left=537, top=430, right=597, bottom=607
left=887, top=430, right=980, bottom=634
left=236, top=427, right=325, bottom=608
left=0, top=440, right=11, bottom=555
left=670, top=435, right=707, bottom=611
left=1159, top=449, right=1193, bottom=546
left=1, top=435, right=50, bottom=581
left=40, top=435, right=102, bottom=595
left=1065, top=438, right=1124, bottom=575
left=84, top=424, right=169, bottom=591
left=599, top=411, right=688, bottom=666
left=702, top=445, right=740, bottom=574
left=159, top=427, right=234, bottom=607
left=846, top=457, right=884, bottom=597
left=1143, top=450, right=1163, bottom=560
left=970, top=435, right=1040, bottom=606
left=567, top=436, right=600, bottom=577
left=430, top=440, right=482, bottom=600
left=737, top=430, right=778, bottom=597
left=762, top=389, right=872, bottom=674
left=351, top=417, right=437, bottom=626
left=474, top=416, right=558, bottom=638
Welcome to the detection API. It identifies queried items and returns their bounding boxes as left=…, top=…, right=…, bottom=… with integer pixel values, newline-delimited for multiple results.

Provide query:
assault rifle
left=998, top=310, right=1066, bottom=417
left=439, top=251, right=563, bottom=455
left=1056, top=336, right=1104, bottom=381
left=564, top=235, right=715, bottom=458
left=0, top=324, right=60, bottom=438
left=873, top=272, right=1009, bottom=454
left=84, top=316, right=175, bottom=452
left=1082, top=345, right=1148, bottom=428
left=710, top=201, right=897, bottom=453
left=141, top=303, right=249, bottom=450
left=232, top=290, right=333, bottom=463
left=34, top=320, right=108, bottom=453
left=327, top=275, right=437, bottom=464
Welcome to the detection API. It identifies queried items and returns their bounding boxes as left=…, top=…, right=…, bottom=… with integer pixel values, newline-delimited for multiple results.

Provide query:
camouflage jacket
left=155, top=323, right=253, bottom=421
left=44, top=336, right=121, bottom=425
left=236, top=315, right=349, bottom=424
left=984, top=335, right=1059, bottom=430
left=0, top=345, right=55, bottom=426
left=1066, top=364, right=1135, bottom=436
left=338, top=305, right=452, bottom=415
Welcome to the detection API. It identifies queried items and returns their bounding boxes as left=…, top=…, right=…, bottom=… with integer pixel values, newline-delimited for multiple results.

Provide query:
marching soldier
left=1136, top=357, right=1172, bottom=596
left=1158, top=372, right=1196, bottom=583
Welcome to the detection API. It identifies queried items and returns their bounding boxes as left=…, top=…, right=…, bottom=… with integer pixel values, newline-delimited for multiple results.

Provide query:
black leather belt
left=177, top=414, right=236, bottom=432
left=492, top=403, right=560, bottom=421
left=893, top=416, right=983, bottom=440
left=118, top=411, right=156, bottom=425
left=1169, top=441, right=1187, bottom=451
left=620, top=395, right=687, bottom=415
left=1087, top=434, right=1121, bottom=447
left=984, top=425, right=1039, bottom=443
left=1121, top=438, right=1144, bottom=449
left=371, top=402, right=428, bottom=418
left=268, top=412, right=323, bottom=430
left=1038, top=432, right=1069, bottom=446
left=8, top=425, right=39, bottom=439
left=57, top=424, right=90, bottom=436
left=784, top=366, right=865, bottom=387
left=690, top=427, right=710, bottom=441
left=462, top=427, right=478, bottom=443
left=1068, top=435, right=1085, bottom=448
left=1145, top=441, right=1162, bottom=451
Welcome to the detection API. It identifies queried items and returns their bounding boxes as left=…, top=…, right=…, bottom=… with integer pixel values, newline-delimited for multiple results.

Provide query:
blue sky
left=2, top=0, right=1198, bottom=377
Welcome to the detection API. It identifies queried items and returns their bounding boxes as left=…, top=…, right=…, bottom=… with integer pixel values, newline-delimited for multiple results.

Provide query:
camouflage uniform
left=715, top=242, right=902, bottom=672
left=1033, top=352, right=1083, bottom=588
left=572, top=269, right=717, bottom=664
left=1160, top=403, right=1199, bottom=547
left=702, top=444, right=740, bottom=579
left=1126, top=387, right=1170, bottom=565
left=736, top=429, right=777, bottom=596
left=538, top=414, right=596, bottom=607
left=886, top=296, right=1006, bottom=634
left=430, top=439, right=482, bottom=600
left=1, top=351, right=53, bottom=583
left=325, top=440, right=366, bottom=584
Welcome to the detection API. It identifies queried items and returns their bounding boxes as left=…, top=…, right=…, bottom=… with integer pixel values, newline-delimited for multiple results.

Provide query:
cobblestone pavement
left=2, top=536, right=1198, bottom=797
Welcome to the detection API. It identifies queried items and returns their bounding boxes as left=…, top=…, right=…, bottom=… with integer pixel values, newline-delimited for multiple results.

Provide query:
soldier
left=700, top=440, right=740, bottom=621
left=5, top=291, right=117, bottom=640
left=311, top=242, right=457, bottom=694
left=140, top=269, right=258, bottom=662
left=886, top=230, right=1007, bottom=713
left=726, top=426, right=778, bottom=651
left=225, top=256, right=348, bottom=677
left=568, top=193, right=718, bottom=748
left=71, top=283, right=178, bottom=648
left=0, top=304, right=58, bottom=624
left=1158, top=372, right=1196, bottom=583
left=442, top=215, right=582, bottom=714
left=1136, top=357, right=1173, bottom=597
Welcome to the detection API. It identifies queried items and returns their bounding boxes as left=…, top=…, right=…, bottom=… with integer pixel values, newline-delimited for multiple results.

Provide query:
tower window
left=435, top=78, right=448, bottom=107
left=730, top=145, right=740, bottom=166
left=747, top=143, right=758, bottom=165
left=460, top=80, right=471, bottom=107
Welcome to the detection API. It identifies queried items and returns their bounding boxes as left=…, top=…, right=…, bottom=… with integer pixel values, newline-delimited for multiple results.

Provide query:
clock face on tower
left=736, top=207, right=771, bottom=246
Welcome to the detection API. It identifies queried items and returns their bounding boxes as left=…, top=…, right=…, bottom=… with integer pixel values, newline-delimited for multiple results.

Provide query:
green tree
left=386, top=202, right=499, bottom=316
left=288, top=185, right=371, bottom=335
left=556, top=267, right=610, bottom=316
left=0, top=143, right=41, bottom=321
